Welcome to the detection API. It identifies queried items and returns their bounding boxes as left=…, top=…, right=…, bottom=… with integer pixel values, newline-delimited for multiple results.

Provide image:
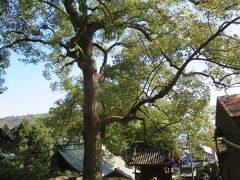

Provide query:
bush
left=0, top=118, right=53, bottom=179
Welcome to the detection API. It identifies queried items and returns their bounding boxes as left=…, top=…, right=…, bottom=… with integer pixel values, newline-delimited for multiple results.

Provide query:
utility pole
left=187, top=133, right=194, bottom=180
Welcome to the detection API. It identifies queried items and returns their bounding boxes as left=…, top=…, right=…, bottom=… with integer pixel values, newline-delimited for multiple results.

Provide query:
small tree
left=0, top=118, right=53, bottom=179
left=19, top=118, right=53, bottom=179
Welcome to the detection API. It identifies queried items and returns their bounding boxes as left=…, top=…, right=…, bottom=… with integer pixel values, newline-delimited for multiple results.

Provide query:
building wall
left=216, top=101, right=240, bottom=137
left=140, top=166, right=172, bottom=180
left=216, top=100, right=240, bottom=180
left=229, top=147, right=240, bottom=180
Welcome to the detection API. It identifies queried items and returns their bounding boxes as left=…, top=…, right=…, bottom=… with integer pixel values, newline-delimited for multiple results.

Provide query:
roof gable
left=128, top=142, right=173, bottom=166
left=218, top=94, right=240, bottom=117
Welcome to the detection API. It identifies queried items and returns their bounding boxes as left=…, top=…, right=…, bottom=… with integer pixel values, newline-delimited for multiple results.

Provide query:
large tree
left=1, top=1, right=240, bottom=179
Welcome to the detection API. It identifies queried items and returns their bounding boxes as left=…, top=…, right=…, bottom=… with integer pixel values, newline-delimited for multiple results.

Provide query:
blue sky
left=0, top=58, right=64, bottom=118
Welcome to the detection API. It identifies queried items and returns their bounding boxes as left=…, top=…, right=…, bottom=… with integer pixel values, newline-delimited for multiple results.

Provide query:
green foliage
left=102, top=66, right=213, bottom=156
left=19, top=118, right=53, bottom=179
left=0, top=1, right=240, bottom=90
left=0, top=118, right=53, bottom=179
left=1, top=1, right=240, bottom=178
left=45, top=77, right=84, bottom=143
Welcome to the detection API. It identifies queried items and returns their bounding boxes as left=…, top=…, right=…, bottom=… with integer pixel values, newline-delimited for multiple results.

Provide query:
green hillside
left=0, top=114, right=48, bottom=129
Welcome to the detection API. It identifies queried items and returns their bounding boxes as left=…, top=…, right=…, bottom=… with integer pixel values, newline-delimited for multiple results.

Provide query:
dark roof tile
left=129, top=147, right=172, bottom=166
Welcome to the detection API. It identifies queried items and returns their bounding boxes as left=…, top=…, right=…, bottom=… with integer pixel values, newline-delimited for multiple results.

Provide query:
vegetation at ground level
left=0, top=118, right=53, bottom=179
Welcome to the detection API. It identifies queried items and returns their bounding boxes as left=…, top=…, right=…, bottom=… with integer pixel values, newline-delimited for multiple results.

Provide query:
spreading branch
left=129, top=24, right=151, bottom=41
left=93, top=42, right=127, bottom=81
left=192, top=57, right=240, bottom=71
left=188, top=71, right=240, bottom=90
left=96, top=0, right=151, bottom=41
left=134, top=60, right=164, bottom=106
left=101, top=114, right=144, bottom=127
left=0, top=38, right=53, bottom=50
left=58, top=60, right=77, bottom=74
left=102, top=16, right=240, bottom=126
left=62, top=0, right=81, bottom=31
left=161, top=51, right=180, bottom=70
left=0, top=33, right=77, bottom=61
left=40, top=0, right=70, bottom=20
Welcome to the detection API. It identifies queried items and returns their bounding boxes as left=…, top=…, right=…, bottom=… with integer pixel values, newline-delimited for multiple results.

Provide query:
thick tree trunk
left=82, top=59, right=102, bottom=180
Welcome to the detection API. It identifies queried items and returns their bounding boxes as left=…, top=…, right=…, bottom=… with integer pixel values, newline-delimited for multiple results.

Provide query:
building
left=215, top=94, right=240, bottom=180
left=127, top=142, right=174, bottom=180
left=103, top=168, right=134, bottom=180
left=55, top=144, right=135, bottom=179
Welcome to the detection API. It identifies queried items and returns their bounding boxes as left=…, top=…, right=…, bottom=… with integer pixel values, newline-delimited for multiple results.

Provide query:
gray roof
left=57, top=144, right=134, bottom=178
left=103, top=168, right=134, bottom=180
left=58, top=144, right=84, bottom=172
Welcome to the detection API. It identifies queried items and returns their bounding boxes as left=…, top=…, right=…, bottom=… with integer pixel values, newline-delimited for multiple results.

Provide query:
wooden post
left=187, top=133, right=194, bottom=180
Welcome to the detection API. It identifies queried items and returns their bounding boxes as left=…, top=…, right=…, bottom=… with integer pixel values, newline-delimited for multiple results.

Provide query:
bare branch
left=192, top=57, right=240, bottom=71
left=63, top=59, right=77, bottom=67
left=58, top=60, right=77, bottom=74
left=224, top=3, right=239, bottom=10
left=97, top=0, right=151, bottom=41
left=0, top=38, right=53, bottom=50
left=134, top=63, right=162, bottom=105
left=40, top=0, right=70, bottom=20
left=62, top=0, right=80, bottom=30
left=93, top=42, right=127, bottom=81
left=138, top=108, right=149, bottom=118
left=145, top=66, right=163, bottom=96
left=188, top=0, right=200, bottom=6
left=93, top=41, right=128, bottom=53
left=151, top=118, right=183, bottom=133
left=149, top=85, right=165, bottom=97
left=187, top=71, right=240, bottom=89
left=39, top=24, right=56, bottom=35
left=93, top=43, right=108, bottom=82
left=93, top=43, right=106, bottom=53
left=4, top=30, right=28, bottom=38
left=130, top=24, right=151, bottom=41
left=161, top=51, right=180, bottom=70
left=101, top=114, right=144, bottom=126
left=53, top=54, right=67, bottom=64
left=107, top=42, right=128, bottom=52
left=0, top=33, right=78, bottom=61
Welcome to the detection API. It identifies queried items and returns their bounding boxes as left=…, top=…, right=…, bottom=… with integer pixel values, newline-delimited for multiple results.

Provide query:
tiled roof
left=128, top=147, right=172, bottom=166
left=218, top=94, right=240, bottom=117
left=103, top=168, right=134, bottom=180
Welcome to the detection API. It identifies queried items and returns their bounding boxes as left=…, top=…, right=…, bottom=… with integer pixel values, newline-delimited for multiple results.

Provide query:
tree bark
left=82, top=58, right=102, bottom=180
left=70, top=20, right=103, bottom=179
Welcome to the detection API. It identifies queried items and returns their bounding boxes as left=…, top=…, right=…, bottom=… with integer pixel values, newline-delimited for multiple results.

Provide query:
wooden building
left=215, top=94, right=240, bottom=180
left=128, top=142, right=173, bottom=180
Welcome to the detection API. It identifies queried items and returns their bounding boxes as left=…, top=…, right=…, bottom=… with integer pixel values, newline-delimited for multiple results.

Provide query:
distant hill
left=0, top=114, right=48, bottom=129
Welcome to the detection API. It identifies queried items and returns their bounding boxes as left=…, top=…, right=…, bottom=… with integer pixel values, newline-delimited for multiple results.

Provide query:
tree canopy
left=1, top=0, right=240, bottom=179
